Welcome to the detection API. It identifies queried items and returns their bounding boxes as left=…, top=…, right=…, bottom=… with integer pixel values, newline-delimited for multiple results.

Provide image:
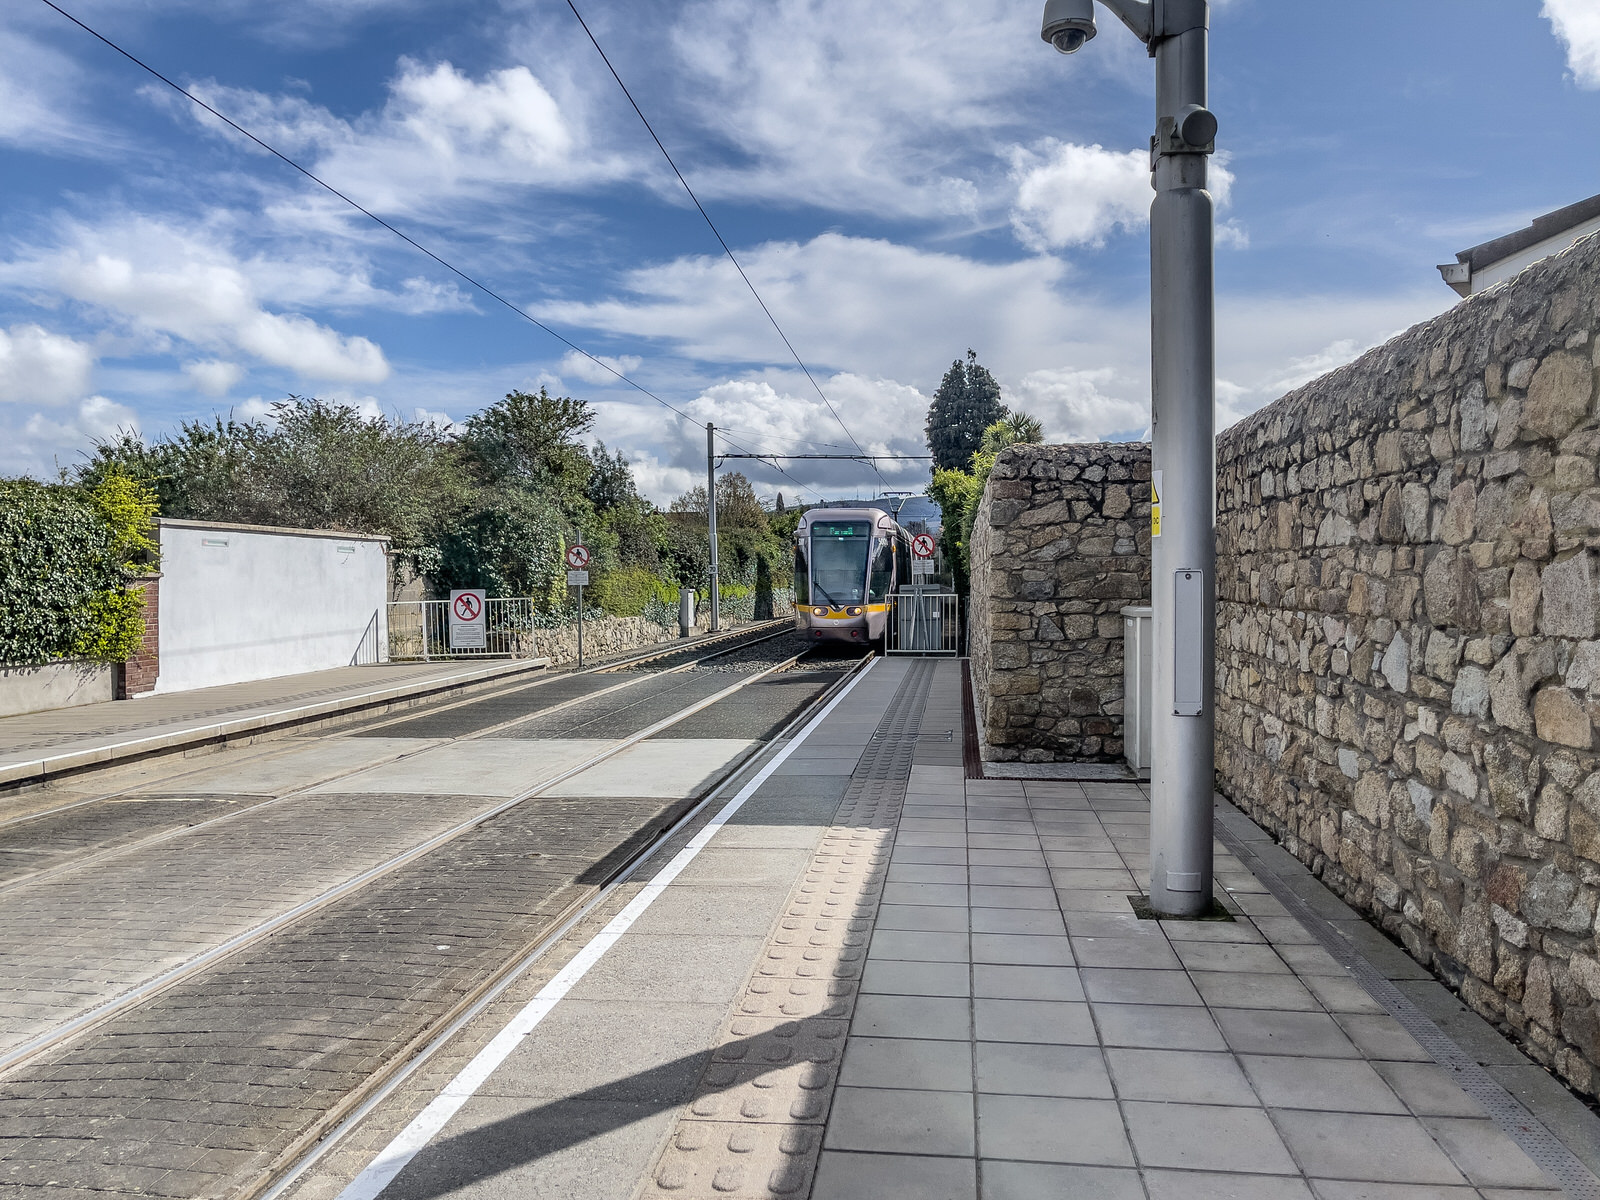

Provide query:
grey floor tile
left=1421, top=1117, right=1558, bottom=1189
left=1333, top=1013, right=1432, bottom=1062
left=969, top=834, right=1041, bottom=851
left=975, top=1042, right=1113, bottom=1098
left=974, top=998, right=1096, bottom=1045
left=1215, top=1009, right=1361, bottom=1058
left=1191, top=970, right=1322, bottom=1011
left=882, top=881, right=970, bottom=907
left=1309, top=1183, right=1479, bottom=1200
left=1072, top=937, right=1182, bottom=969
left=813, top=1150, right=977, bottom=1200
left=1123, top=1101, right=1296, bottom=1174
left=1092, top=1003, right=1227, bottom=1051
left=1253, top=916, right=1319, bottom=945
left=970, top=885, right=1061, bottom=910
left=1049, top=869, right=1139, bottom=890
left=1371, top=1061, right=1488, bottom=1118
left=1066, top=911, right=1166, bottom=938
left=1276, top=943, right=1349, bottom=976
left=822, top=1086, right=976, bottom=1156
left=1271, top=1110, right=1467, bottom=1184
left=870, top=929, right=971, bottom=963
left=1239, top=1055, right=1407, bottom=1113
left=971, top=908, right=1068, bottom=936
left=1057, top=889, right=1137, bottom=912
left=893, top=845, right=970, bottom=866
left=980, top=1161, right=1143, bottom=1200
left=852, top=993, right=973, bottom=1040
left=1161, top=919, right=1269, bottom=944
left=1080, top=967, right=1203, bottom=1006
left=977, top=1094, right=1133, bottom=1166
left=969, top=849, right=1048, bottom=868
left=1174, top=940, right=1292, bottom=974
left=840, top=1036, right=976, bottom=1092
left=862, top=959, right=972, bottom=998
left=1044, top=852, right=1128, bottom=870
left=877, top=904, right=971, bottom=933
left=1105, top=1047, right=1258, bottom=1105
left=1301, top=973, right=1385, bottom=1014
left=973, top=964, right=1084, bottom=1002
left=969, top=865, right=1055, bottom=887
left=971, top=933, right=1075, bottom=967
left=1144, top=1170, right=1315, bottom=1199
left=888, top=863, right=970, bottom=885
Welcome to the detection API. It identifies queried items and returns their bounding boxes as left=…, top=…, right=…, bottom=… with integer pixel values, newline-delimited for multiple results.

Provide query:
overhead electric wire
left=35, top=0, right=826, bottom=505
left=563, top=0, right=890, bottom=494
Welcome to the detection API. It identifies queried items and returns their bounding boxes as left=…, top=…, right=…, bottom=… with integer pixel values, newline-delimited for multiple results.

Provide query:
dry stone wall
left=1215, top=232, right=1600, bottom=1095
left=969, top=444, right=1152, bottom=761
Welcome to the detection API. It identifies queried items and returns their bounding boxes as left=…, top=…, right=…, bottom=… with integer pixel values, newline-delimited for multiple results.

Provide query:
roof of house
left=1453, top=191, right=1600, bottom=271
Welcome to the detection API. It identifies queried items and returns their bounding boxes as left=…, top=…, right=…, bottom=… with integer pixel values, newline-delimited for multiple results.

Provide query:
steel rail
left=251, top=649, right=873, bottom=1200
left=0, top=630, right=806, bottom=1077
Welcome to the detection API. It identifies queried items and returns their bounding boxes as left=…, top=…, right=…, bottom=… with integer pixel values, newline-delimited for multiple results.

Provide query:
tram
left=792, top=506, right=915, bottom=647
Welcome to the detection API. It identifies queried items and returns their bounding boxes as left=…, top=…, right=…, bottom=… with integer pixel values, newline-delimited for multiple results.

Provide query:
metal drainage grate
left=1214, top=819, right=1600, bottom=1200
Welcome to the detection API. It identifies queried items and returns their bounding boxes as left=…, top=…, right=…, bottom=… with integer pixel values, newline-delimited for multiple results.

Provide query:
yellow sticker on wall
left=1151, top=470, right=1163, bottom=538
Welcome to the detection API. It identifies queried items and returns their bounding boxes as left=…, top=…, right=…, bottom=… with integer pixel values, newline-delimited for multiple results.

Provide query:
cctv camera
left=1041, top=0, right=1096, bottom=54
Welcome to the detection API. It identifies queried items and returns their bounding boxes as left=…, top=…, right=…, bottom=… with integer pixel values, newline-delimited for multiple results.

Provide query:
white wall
left=1473, top=216, right=1600, bottom=293
left=156, top=520, right=388, bottom=693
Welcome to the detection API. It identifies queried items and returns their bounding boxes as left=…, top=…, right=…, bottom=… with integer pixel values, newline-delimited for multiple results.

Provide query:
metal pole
left=707, top=422, right=720, bottom=632
left=576, top=528, right=584, bottom=669
left=1145, top=0, right=1216, bottom=917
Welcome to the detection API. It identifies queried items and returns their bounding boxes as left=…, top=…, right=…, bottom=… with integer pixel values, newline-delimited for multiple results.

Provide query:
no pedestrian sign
left=565, top=544, right=591, bottom=570
left=911, top=533, right=936, bottom=559
left=448, top=588, right=486, bottom=650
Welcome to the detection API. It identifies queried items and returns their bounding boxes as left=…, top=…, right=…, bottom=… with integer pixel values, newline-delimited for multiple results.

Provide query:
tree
left=979, top=411, right=1044, bottom=455
left=460, top=387, right=594, bottom=500
left=925, top=349, right=1005, bottom=471
left=586, top=441, right=639, bottom=511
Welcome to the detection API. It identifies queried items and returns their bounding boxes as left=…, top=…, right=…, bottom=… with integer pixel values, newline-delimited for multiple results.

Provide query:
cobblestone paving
left=635, top=660, right=935, bottom=1199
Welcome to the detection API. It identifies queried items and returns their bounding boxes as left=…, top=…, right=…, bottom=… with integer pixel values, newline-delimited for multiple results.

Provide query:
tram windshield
left=809, top=521, right=869, bottom=605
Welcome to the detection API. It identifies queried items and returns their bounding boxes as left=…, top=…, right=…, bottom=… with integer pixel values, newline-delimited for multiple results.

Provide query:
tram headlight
left=847, top=606, right=864, bottom=616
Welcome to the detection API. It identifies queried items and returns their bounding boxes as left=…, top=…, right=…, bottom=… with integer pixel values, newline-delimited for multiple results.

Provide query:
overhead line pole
left=707, top=423, right=720, bottom=633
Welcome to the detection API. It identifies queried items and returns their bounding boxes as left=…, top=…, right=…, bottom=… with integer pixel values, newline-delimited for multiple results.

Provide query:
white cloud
left=559, top=350, right=643, bottom=385
left=0, top=324, right=95, bottom=407
left=1008, top=140, right=1237, bottom=251
left=2, top=217, right=390, bottom=384
left=183, top=359, right=244, bottom=397
left=1544, top=0, right=1600, bottom=88
left=1, top=395, right=137, bottom=477
left=1007, top=366, right=1148, bottom=442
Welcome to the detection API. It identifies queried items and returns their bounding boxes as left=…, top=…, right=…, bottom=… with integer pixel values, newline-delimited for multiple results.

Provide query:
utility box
left=679, top=587, right=696, bottom=638
left=1121, top=605, right=1153, bottom=773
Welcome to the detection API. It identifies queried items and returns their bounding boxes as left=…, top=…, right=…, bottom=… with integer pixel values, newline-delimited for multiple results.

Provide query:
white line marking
left=334, top=659, right=879, bottom=1200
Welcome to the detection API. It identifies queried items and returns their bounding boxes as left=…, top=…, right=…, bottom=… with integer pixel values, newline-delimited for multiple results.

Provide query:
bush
left=589, top=567, right=678, bottom=617
left=0, top=471, right=157, bottom=665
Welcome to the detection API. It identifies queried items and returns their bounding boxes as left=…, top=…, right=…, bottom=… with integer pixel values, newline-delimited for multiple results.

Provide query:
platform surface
left=280, top=657, right=1598, bottom=1200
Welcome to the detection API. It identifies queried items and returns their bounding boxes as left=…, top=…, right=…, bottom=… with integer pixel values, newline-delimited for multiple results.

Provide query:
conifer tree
left=925, top=349, right=1005, bottom=471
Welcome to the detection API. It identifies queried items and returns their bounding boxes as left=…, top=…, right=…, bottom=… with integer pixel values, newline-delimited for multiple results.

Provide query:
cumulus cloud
left=0, top=324, right=95, bottom=407
left=1544, top=0, right=1600, bottom=88
left=0, top=395, right=138, bottom=477
left=2, top=218, right=390, bottom=383
left=1007, top=366, right=1148, bottom=442
left=1008, top=140, right=1236, bottom=251
left=559, top=350, right=643, bottom=385
left=182, top=359, right=244, bottom=397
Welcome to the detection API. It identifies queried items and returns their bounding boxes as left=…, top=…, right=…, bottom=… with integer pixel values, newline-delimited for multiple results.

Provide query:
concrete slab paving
left=304, top=737, right=616, bottom=795
left=541, top=738, right=754, bottom=798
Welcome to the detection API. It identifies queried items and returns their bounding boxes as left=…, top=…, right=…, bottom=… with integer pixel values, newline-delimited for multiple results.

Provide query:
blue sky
left=1, top=0, right=1597, bottom=502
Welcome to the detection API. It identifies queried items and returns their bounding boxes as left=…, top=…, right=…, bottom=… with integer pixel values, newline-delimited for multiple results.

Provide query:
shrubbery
left=0, top=471, right=158, bottom=665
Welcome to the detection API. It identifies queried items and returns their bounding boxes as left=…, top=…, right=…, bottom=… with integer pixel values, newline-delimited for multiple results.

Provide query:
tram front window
left=810, top=521, right=869, bottom=606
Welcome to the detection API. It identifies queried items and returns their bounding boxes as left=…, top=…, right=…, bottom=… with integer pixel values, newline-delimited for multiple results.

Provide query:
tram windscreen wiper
left=813, top=582, right=842, bottom=607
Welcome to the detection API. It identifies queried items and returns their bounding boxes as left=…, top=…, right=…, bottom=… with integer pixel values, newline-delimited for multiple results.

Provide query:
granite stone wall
left=969, top=443, right=1152, bottom=762
left=1215, top=232, right=1600, bottom=1095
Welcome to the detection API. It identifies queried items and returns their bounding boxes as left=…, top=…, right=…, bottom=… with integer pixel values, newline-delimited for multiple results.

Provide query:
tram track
left=0, top=624, right=807, bottom=1077
left=0, top=635, right=868, bottom=1200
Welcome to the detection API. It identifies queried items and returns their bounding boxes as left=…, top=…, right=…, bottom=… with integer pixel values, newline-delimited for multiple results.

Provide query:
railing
left=386, top=598, right=538, bottom=660
left=887, top=591, right=960, bottom=655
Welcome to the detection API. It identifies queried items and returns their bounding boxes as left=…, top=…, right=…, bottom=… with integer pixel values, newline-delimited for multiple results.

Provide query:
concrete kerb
left=0, top=658, right=553, bottom=792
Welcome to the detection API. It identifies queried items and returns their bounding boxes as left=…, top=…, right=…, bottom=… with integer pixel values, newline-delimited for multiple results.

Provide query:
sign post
left=907, top=534, right=937, bottom=652
left=448, top=589, right=487, bottom=651
left=566, top=542, right=591, bottom=668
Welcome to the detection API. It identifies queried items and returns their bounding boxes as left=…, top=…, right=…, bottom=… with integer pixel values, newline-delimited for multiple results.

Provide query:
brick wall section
left=969, top=443, right=1152, bottom=762
left=121, top=575, right=160, bottom=697
left=1215, top=232, right=1600, bottom=1095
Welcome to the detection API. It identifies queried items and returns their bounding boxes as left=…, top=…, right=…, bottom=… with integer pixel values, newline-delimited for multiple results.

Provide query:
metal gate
left=887, top=592, right=960, bottom=655
left=387, top=598, right=538, bottom=660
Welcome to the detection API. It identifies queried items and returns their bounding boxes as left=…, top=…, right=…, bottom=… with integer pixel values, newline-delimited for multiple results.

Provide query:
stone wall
left=1215, top=232, right=1600, bottom=1095
left=969, top=443, right=1152, bottom=761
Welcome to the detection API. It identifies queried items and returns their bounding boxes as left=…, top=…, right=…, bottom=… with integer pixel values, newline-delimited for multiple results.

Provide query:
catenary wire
left=34, top=0, right=826, bottom=504
left=563, top=0, right=891, bottom=494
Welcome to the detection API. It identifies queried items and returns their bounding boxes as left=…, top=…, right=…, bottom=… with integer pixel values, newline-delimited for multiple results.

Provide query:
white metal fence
left=387, top=598, right=538, bottom=660
left=887, top=592, right=961, bottom=655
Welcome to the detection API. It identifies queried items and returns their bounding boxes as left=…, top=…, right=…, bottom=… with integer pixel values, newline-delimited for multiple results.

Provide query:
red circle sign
left=452, top=592, right=482, bottom=621
left=911, top=534, right=936, bottom=559
left=565, top=544, right=591, bottom=569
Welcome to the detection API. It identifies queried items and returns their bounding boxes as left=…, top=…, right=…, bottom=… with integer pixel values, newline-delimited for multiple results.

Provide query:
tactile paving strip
left=636, top=662, right=933, bottom=1199
left=1214, top=817, right=1600, bottom=1200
